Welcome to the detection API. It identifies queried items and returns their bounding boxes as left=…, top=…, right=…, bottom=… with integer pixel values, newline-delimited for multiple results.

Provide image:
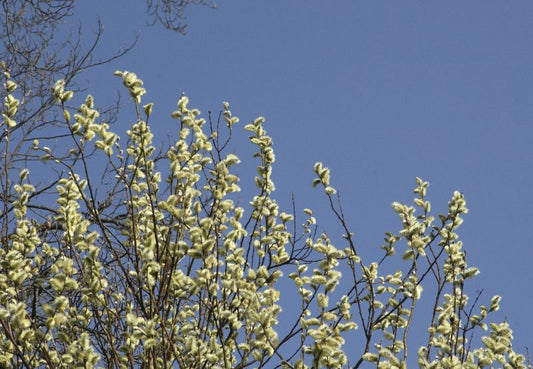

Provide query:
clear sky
left=72, top=0, right=533, bottom=358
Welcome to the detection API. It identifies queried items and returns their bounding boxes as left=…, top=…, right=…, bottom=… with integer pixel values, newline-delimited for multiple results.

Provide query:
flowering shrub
left=0, top=66, right=528, bottom=368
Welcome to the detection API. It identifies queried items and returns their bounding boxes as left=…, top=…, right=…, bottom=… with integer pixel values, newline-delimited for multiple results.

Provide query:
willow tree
left=0, top=66, right=528, bottom=368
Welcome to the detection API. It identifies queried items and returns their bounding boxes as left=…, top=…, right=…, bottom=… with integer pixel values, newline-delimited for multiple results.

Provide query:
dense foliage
left=0, top=67, right=528, bottom=368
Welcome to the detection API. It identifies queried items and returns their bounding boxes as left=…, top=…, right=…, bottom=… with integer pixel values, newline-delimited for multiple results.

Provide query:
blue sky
left=73, top=0, right=532, bottom=358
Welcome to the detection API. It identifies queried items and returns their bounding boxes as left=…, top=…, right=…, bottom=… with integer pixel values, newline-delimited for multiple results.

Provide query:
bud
left=143, top=102, right=153, bottom=117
